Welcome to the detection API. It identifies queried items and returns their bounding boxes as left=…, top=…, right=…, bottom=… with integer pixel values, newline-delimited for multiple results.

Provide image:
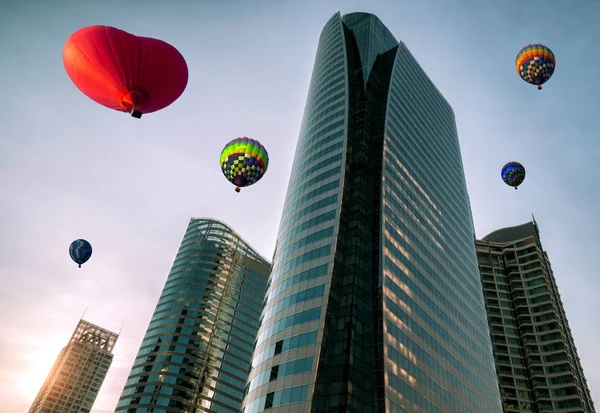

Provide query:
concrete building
left=28, top=319, right=118, bottom=413
left=477, top=219, right=596, bottom=413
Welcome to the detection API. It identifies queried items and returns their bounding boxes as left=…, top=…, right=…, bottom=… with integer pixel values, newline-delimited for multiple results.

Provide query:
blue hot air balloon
left=69, top=239, right=92, bottom=268
left=501, top=162, right=526, bottom=190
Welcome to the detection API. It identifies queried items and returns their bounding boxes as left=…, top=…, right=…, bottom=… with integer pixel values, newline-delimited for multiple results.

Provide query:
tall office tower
left=28, top=319, right=118, bottom=413
left=115, top=218, right=270, bottom=413
left=242, top=11, right=502, bottom=413
left=476, top=219, right=596, bottom=413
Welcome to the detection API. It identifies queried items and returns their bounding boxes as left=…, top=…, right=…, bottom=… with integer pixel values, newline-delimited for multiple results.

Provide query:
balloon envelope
left=63, top=25, right=188, bottom=117
left=516, top=44, right=555, bottom=89
left=501, top=162, right=526, bottom=189
left=69, top=239, right=93, bottom=268
left=220, top=137, right=269, bottom=191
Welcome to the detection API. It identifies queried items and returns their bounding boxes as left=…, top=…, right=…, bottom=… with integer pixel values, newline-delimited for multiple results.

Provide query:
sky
left=1, top=0, right=599, bottom=411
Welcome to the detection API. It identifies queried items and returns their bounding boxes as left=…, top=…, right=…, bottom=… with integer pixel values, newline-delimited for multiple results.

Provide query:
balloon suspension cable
left=131, top=107, right=143, bottom=119
left=235, top=187, right=241, bottom=193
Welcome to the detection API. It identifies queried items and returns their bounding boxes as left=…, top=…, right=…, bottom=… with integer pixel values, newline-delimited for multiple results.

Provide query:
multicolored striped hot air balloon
left=516, top=44, right=555, bottom=90
left=69, top=239, right=93, bottom=268
left=220, top=137, right=269, bottom=193
left=501, top=162, right=526, bottom=190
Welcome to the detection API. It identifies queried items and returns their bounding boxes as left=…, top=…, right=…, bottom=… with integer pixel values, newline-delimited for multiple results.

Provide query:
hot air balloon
left=516, top=44, right=555, bottom=90
left=63, top=25, right=188, bottom=118
left=220, top=137, right=269, bottom=193
left=501, top=162, right=526, bottom=190
left=69, top=239, right=93, bottom=268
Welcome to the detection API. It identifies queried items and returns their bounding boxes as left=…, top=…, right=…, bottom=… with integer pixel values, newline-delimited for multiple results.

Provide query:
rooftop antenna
left=532, top=213, right=539, bottom=232
left=80, top=307, right=88, bottom=321
left=118, top=322, right=124, bottom=336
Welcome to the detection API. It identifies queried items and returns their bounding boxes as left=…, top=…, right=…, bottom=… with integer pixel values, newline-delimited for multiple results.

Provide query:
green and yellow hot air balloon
left=220, top=137, right=269, bottom=193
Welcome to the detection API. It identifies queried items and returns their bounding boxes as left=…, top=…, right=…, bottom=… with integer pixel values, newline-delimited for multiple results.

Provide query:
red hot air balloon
left=63, top=25, right=188, bottom=118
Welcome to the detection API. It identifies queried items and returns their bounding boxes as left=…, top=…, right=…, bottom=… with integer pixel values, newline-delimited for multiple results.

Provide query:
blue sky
left=1, top=0, right=598, bottom=411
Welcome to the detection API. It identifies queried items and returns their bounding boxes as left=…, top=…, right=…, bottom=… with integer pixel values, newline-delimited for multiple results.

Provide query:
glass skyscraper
left=477, top=219, right=596, bottom=412
left=28, top=319, right=118, bottom=413
left=241, top=12, right=503, bottom=413
left=115, top=218, right=270, bottom=413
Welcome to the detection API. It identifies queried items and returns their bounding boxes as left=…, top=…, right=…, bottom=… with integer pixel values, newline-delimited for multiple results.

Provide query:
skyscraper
left=242, top=11, right=502, bottom=413
left=115, top=218, right=270, bottom=413
left=28, top=319, right=118, bottom=413
left=476, top=219, right=596, bottom=412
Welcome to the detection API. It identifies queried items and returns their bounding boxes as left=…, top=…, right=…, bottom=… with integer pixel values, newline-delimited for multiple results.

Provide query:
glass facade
left=242, top=11, right=503, bottom=413
left=115, top=218, right=270, bottom=413
left=380, top=42, right=502, bottom=413
left=28, top=319, right=118, bottom=413
left=477, top=220, right=596, bottom=412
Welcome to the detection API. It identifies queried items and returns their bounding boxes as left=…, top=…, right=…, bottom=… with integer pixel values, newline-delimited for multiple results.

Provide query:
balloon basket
left=131, top=108, right=143, bottom=119
left=537, top=85, right=542, bottom=90
left=235, top=187, right=241, bottom=193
